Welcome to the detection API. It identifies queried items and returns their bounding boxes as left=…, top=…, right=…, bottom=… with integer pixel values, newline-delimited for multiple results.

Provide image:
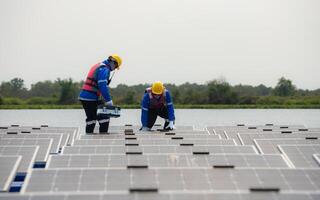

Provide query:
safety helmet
left=151, top=81, right=164, bottom=95
left=110, top=54, right=122, bottom=69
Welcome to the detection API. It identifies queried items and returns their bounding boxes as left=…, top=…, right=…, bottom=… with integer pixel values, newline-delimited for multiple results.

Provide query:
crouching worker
left=140, top=81, right=175, bottom=131
left=79, top=54, right=122, bottom=134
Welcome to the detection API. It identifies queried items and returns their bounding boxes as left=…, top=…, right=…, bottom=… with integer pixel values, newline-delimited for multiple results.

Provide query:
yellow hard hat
left=110, top=54, right=122, bottom=69
left=151, top=81, right=164, bottom=95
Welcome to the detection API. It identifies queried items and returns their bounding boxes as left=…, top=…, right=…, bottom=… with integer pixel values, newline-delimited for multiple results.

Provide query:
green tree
left=207, top=79, right=238, bottom=104
left=233, top=84, right=271, bottom=96
left=273, top=77, right=296, bottom=96
left=10, top=78, right=24, bottom=91
left=256, top=84, right=271, bottom=96
left=30, top=80, right=60, bottom=97
left=170, top=88, right=181, bottom=104
left=0, top=78, right=28, bottom=98
left=56, top=78, right=80, bottom=104
left=178, top=82, right=208, bottom=104
left=123, top=91, right=136, bottom=104
left=0, top=82, right=11, bottom=96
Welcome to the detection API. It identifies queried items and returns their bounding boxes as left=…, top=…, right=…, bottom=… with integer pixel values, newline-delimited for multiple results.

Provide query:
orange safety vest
left=82, top=63, right=106, bottom=96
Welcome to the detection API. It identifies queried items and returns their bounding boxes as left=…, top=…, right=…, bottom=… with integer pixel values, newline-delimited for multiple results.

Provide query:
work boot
left=85, top=122, right=96, bottom=134
left=97, top=115, right=110, bottom=134
left=99, top=122, right=110, bottom=134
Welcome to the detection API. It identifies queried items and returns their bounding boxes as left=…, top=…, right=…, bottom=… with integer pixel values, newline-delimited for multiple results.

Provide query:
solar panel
left=0, top=133, right=64, bottom=153
left=79, top=133, right=219, bottom=140
left=107, top=125, right=142, bottom=131
left=239, top=133, right=320, bottom=145
left=0, top=146, right=39, bottom=172
left=74, top=139, right=125, bottom=146
left=208, top=125, right=306, bottom=133
left=1, top=124, right=319, bottom=198
left=62, top=145, right=256, bottom=155
left=1, top=130, right=72, bottom=148
left=0, top=126, right=78, bottom=133
left=0, top=126, right=78, bottom=146
left=137, top=138, right=235, bottom=145
left=107, top=125, right=194, bottom=132
left=210, top=131, right=228, bottom=139
left=73, top=138, right=236, bottom=146
left=253, top=138, right=320, bottom=154
left=29, top=126, right=78, bottom=145
left=278, top=145, right=320, bottom=168
left=219, top=127, right=319, bottom=145
left=0, top=193, right=319, bottom=200
left=47, top=154, right=289, bottom=169
left=22, top=168, right=320, bottom=193
left=0, top=138, right=53, bottom=161
left=229, top=128, right=317, bottom=134
left=0, top=156, right=21, bottom=192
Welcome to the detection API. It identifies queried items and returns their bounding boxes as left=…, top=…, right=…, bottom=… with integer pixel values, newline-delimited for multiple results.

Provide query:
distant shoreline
left=1, top=104, right=319, bottom=109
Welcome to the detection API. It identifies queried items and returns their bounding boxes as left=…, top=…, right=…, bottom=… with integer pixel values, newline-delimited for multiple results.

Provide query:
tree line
left=0, top=77, right=319, bottom=106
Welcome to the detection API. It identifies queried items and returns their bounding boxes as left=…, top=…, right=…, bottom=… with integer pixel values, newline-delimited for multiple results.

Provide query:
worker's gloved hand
left=105, top=100, right=113, bottom=106
left=140, top=127, right=151, bottom=131
left=165, top=121, right=175, bottom=130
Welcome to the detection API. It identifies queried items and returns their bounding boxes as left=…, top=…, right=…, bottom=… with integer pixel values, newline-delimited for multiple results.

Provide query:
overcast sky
left=0, top=0, right=319, bottom=89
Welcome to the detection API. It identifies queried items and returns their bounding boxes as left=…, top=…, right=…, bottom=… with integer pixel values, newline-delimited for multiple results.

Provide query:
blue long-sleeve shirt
left=141, top=89, right=175, bottom=127
left=79, top=61, right=112, bottom=102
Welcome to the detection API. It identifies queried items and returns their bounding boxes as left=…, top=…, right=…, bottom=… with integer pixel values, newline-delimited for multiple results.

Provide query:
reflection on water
left=0, top=109, right=319, bottom=129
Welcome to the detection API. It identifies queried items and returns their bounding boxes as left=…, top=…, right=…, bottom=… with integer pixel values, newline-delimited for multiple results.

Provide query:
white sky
left=0, top=0, right=319, bottom=89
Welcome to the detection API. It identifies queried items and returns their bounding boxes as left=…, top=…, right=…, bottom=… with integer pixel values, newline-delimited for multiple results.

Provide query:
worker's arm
left=97, top=68, right=112, bottom=103
left=165, top=90, right=175, bottom=121
left=141, top=93, right=150, bottom=127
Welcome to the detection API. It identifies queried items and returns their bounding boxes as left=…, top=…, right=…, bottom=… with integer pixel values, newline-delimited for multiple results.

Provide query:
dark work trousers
left=147, top=106, right=170, bottom=129
left=80, top=100, right=110, bottom=133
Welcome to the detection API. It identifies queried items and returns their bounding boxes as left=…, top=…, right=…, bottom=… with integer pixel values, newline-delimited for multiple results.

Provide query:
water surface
left=0, top=109, right=319, bottom=130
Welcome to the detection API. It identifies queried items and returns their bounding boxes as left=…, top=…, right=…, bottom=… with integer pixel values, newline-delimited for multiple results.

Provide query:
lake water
left=0, top=109, right=319, bottom=130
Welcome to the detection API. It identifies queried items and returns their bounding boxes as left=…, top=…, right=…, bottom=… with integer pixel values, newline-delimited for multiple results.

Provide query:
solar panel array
left=0, top=124, right=319, bottom=199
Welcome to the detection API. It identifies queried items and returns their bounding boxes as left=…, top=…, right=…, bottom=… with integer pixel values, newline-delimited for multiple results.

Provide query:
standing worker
left=140, top=81, right=175, bottom=131
left=79, top=54, right=122, bottom=134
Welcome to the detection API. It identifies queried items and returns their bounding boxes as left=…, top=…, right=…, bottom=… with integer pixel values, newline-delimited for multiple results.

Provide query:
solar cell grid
left=0, top=133, right=63, bottom=153
left=62, top=145, right=257, bottom=155
left=1, top=193, right=320, bottom=200
left=73, top=138, right=236, bottom=146
left=278, top=145, right=320, bottom=168
left=0, top=138, right=53, bottom=161
left=239, top=133, right=320, bottom=145
left=0, top=146, right=39, bottom=172
left=0, top=156, right=21, bottom=192
left=80, top=133, right=218, bottom=140
left=0, top=126, right=78, bottom=146
left=253, top=138, right=320, bottom=154
left=22, top=168, right=320, bottom=193
left=1, top=124, right=320, bottom=199
left=47, top=154, right=289, bottom=169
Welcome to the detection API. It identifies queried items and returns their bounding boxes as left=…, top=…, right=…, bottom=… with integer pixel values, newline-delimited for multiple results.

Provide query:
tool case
left=97, top=105, right=121, bottom=118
